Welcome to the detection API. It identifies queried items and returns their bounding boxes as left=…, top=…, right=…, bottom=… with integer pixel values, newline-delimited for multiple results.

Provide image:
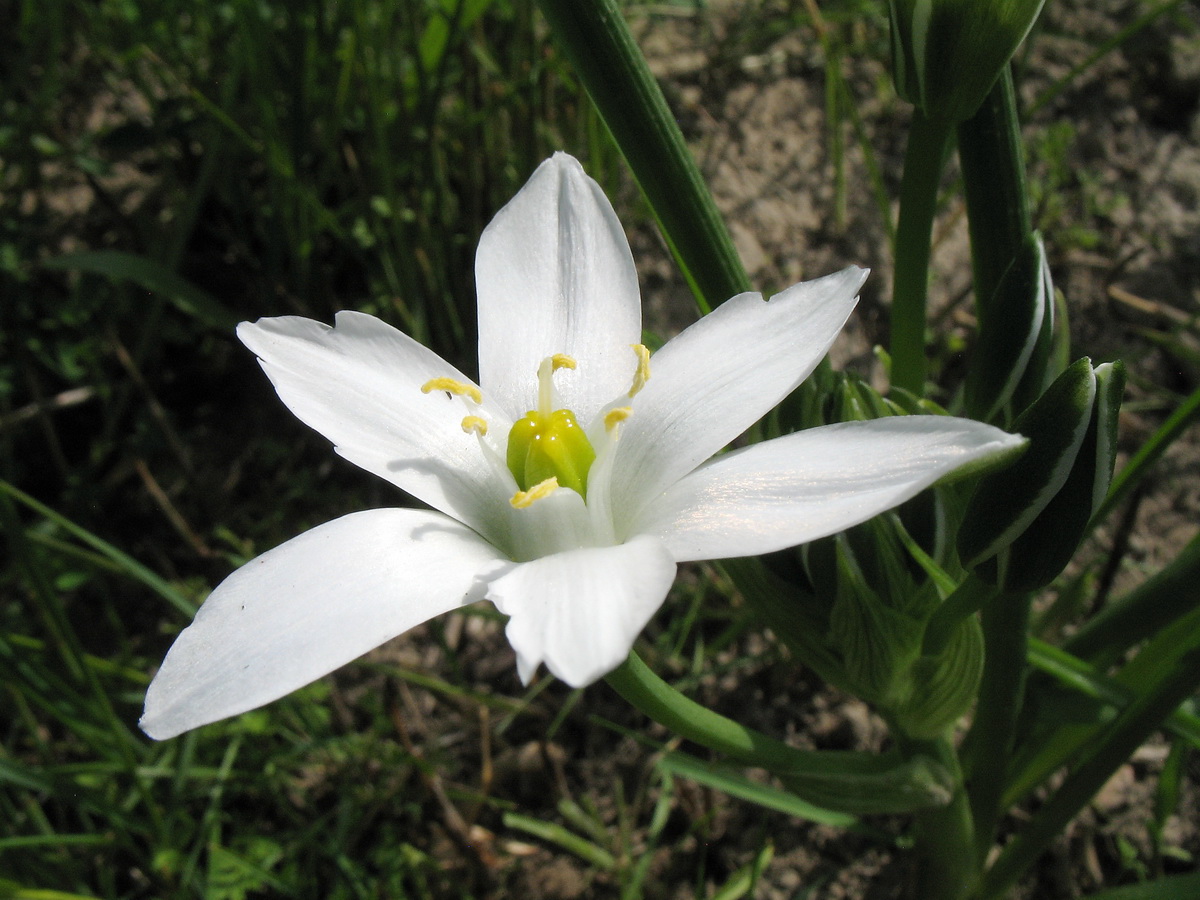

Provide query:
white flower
left=141, top=153, right=1021, bottom=740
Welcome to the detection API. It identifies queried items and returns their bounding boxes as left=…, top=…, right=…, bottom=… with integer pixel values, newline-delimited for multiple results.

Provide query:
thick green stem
left=890, top=112, right=953, bottom=396
left=536, top=0, right=750, bottom=312
left=605, top=651, right=956, bottom=815
left=957, top=65, right=1033, bottom=324
left=963, top=592, right=1032, bottom=860
left=897, top=732, right=978, bottom=900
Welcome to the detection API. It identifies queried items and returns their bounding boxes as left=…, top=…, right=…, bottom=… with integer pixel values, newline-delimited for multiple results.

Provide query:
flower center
left=505, top=355, right=596, bottom=497
left=420, top=345, right=651, bottom=516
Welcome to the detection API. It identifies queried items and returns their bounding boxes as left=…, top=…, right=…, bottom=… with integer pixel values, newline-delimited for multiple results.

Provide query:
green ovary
left=506, top=408, right=596, bottom=497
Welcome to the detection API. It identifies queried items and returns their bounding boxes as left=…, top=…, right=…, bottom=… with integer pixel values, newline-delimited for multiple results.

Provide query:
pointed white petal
left=476, top=153, right=642, bottom=423
left=140, top=509, right=508, bottom=740
left=636, top=417, right=1024, bottom=562
left=238, top=312, right=514, bottom=543
left=486, top=535, right=676, bottom=687
left=610, top=267, right=868, bottom=532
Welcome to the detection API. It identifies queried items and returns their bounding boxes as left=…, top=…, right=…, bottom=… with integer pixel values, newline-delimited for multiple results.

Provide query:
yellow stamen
left=461, top=415, right=488, bottom=436
left=551, top=353, right=577, bottom=371
left=421, top=377, right=482, bottom=404
left=510, top=476, right=560, bottom=509
left=629, top=344, right=651, bottom=397
left=605, top=406, right=632, bottom=431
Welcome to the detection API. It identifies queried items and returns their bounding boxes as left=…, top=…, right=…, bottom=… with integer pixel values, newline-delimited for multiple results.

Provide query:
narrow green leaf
left=1007, top=639, right=1200, bottom=807
left=981, top=607, right=1200, bottom=900
left=502, top=812, right=616, bottom=870
left=0, top=879, right=102, bottom=900
left=1076, top=872, right=1200, bottom=900
left=711, top=840, right=774, bottom=900
left=657, top=752, right=857, bottom=829
left=606, top=652, right=954, bottom=815
left=0, top=480, right=195, bottom=617
left=1064, top=530, right=1200, bottom=668
left=41, top=251, right=239, bottom=332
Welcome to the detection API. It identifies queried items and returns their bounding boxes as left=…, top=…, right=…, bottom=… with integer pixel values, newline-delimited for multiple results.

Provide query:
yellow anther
left=551, top=353, right=577, bottom=372
left=629, top=344, right=651, bottom=397
left=421, top=377, right=482, bottom=404
left=510, top=477, right=560, bottom=509
left=461, top=415, right=488, bottom=436
left=605, top=406, right=632, bottom=431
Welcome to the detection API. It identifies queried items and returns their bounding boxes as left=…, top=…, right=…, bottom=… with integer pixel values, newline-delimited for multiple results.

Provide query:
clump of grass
left=0, top=1, right=624, bottom=895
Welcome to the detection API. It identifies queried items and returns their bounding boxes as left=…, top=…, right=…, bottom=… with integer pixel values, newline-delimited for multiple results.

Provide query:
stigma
left=507, top=355, right=596, bottom=499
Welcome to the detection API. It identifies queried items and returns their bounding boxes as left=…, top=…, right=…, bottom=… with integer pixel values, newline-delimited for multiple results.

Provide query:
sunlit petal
left=637, top=417, right=1025, bottom=562
left=487, top=535, right=676, bottom=687
left=476, top=153, right=642, bottom=423
left=141, top=509, right=507, bottom=740
left=238, top=312, right=514, bottom=544
left=610, top=267, right=867, bottom=531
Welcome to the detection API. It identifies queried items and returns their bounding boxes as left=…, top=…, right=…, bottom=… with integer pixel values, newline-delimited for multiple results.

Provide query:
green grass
left=0, top=1, right=618, bottom=895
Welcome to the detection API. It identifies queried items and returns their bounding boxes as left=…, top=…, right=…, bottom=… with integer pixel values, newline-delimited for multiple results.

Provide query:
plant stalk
left=606, top=651, right=955, bottom=815
left=896, top=731, right=978, bottom=900
left=957, top=65, right=1033, bottom=324
left=890, top=111, right=953, bottom=396
left=963, top=591, right=1032, bottom=859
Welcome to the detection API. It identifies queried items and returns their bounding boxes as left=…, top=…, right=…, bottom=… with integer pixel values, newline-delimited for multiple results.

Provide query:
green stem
left=963, top=592, right=1031, bottom=860
left=605, top=651, right=955, bottom=815
left=890, top=111, right=953, bottom=396
left=897, top=732, right=978, bottom=900
left=604, top=652, right=824, bottom=770
left=536, top=0, right=750, bottom=313
left=957, top=65, right=1033, bottom=325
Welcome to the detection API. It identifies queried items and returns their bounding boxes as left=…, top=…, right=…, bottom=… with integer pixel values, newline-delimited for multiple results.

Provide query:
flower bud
left=965, top=232, right=1057, bottom=424
left=888, top=0, right=1047, bottom=122
left=958, top=358, right=1125, bottom=591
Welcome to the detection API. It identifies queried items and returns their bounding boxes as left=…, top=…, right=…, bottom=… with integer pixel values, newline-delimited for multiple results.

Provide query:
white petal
left=506, top=481, right=597, bottom=562
left=610, top=267, right=867, bottom=532
left=476, top=153, right=642, bottom=423
left=238, top=312, right=514, bottom=544
left=636, top=417, right=1024, bottom=562
left=140, top=509, right=508, bottom=740
left=486, top=536, right=676, bottom=687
